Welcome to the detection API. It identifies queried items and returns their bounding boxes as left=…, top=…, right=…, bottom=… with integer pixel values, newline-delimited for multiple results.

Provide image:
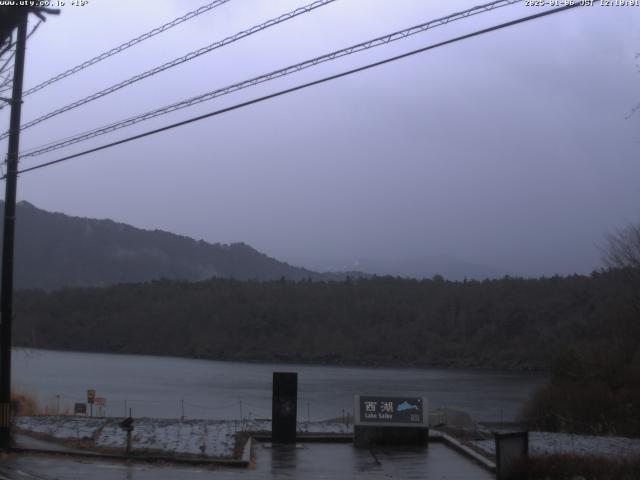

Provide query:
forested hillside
left=13, top=269, right=636, bottom=371
left=2, top=201, right=328, bottom=289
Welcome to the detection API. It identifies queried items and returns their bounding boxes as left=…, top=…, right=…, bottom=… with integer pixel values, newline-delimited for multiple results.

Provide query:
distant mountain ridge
left=300, top=256, right=511, bottom=281
left=0, top=201, right=508, bottom=289
left=1, top=201, right=329, bottom=289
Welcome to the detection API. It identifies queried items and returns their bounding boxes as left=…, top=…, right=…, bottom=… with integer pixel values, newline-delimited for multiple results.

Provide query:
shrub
left=508, top=454, right=640, bottom=480
left=11, top=390, right=38, bottom=416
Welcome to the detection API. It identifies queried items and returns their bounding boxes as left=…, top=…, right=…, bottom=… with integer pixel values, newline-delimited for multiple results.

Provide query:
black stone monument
left=272, top=371, right=297, bottom=443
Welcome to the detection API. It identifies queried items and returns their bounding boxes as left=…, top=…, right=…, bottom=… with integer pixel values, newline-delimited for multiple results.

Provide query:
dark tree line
left=11, top=270, right=636, bottom=372
left=12, top=266, right=640, bottom=435
left=520, top=227, right=640, bottom=436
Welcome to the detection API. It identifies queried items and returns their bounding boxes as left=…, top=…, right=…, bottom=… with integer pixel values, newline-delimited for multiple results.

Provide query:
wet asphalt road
left=0, top=443, right=493, bottom=479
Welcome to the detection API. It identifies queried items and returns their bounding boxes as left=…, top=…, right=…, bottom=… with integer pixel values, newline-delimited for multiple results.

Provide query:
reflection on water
left=12, top=348, right=546, bottom=421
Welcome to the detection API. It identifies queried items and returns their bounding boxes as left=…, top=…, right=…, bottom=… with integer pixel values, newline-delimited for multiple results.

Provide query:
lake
left=12, top=348, right=546, bottom=422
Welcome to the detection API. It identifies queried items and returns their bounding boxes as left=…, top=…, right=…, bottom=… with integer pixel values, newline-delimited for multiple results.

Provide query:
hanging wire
left=22, top=0, right=233, bottom=98
left=17, top=0, right=522, bottom=159
left=0, top=0, right=337, bottom=135
left=8, top=3, right=584, bottom=179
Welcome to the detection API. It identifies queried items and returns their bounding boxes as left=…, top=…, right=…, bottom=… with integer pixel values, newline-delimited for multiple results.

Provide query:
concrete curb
left=430, top=431, right=496, bottom=472
left=11, top=447, right=249, bottom=468
left=241, top=436, right=252, bottom=463
left=252, top=433, right=353, bottom=443
left=13, top=429, right=495, bottom=472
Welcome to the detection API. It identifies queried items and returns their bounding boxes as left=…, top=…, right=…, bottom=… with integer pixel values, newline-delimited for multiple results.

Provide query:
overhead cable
left=19, top=0, right=521, bottom=159
left=8, top=3, right=584, bottom=179
left=22, top=0, right=232, bottom=98
left=0, top=21, right=39, bottom=81
left=1, top=0, right=336, bottom=138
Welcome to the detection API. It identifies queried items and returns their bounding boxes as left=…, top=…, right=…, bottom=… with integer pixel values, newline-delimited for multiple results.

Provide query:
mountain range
left=0, top=201, right=506, bottom=289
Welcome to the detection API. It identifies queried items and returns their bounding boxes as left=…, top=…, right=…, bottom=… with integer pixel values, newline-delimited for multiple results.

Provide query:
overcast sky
left=1, top=0, right=639, bottom=277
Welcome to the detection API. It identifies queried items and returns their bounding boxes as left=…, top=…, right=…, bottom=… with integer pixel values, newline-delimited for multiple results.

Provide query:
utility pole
left=0, top=16, right=27, bottom=450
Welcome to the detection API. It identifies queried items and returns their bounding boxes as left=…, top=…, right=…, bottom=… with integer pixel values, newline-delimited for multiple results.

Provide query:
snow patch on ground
left=95, top=419, right=238, bottom=458
left=241, top=419, right=351, bottom=434
left=300, top=421, right=351, bottom=434
left=472, top=431, right=640, bottom=459
left=14, top=416, right=104, bottom=441
left=14, top=416, right=352, bottom=458
left=19, top=416, right=639, bottom=462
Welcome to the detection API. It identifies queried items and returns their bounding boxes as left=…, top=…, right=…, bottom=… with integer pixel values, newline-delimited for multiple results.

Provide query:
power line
left=19, top=0, right=522, bottom=160
left=0, top=47, right=16, bottom=77
left=22, top=0, right=232, bottom=98
left=0, top=63, right=14, bottom=85
left=0, top=71, right=12, bottom=92
left=0, top=38, right=14, bottom=60
left=0, top=0, right=336, bottom=138
left=8, top=3, right=583, bottom=179
left=0, top=21, right=39, bottom=90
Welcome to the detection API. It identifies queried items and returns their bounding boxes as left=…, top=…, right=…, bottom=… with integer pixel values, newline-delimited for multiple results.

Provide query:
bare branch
left=601, top=224, right=640, bottom=303
left=603, top=224, right=640, bottom=270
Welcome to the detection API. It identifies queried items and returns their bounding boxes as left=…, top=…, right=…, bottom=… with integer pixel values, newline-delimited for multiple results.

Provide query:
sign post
left=353, top=394, right=429, bottom=447
left=119, top=411, right=134, bottom=455
left=87, top=389, right=95, bottom=417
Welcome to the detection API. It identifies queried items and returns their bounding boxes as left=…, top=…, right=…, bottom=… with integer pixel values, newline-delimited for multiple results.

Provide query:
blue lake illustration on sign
left=397, top=401, right=420, bottom=412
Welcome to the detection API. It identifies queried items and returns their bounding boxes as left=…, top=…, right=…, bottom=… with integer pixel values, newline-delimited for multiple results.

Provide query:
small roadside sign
left=74, top=403, right=87, bottom=415
left=87, top=389, right=96, bottom=404
left=95, top=397, right=106, bottom=417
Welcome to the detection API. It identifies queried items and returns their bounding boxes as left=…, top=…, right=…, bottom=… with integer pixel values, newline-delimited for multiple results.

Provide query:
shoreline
left=13, top=345, right=551, bottom=374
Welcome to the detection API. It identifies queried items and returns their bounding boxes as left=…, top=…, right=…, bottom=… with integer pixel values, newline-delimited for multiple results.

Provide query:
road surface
left=0, top=443, right=492, bottom=479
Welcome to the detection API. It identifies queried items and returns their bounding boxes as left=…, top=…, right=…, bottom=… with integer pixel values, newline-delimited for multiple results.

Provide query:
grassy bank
left=509, top=453, right=640, bottom=480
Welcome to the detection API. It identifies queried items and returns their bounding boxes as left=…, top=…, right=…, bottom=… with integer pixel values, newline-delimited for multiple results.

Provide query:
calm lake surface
left=12, top=349, right=546, bottom=422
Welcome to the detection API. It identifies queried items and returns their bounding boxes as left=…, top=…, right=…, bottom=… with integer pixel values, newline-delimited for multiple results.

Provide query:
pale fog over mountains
left=298, top=257, right=511, bottom=281
left=3, top=201, right=514, bottom=290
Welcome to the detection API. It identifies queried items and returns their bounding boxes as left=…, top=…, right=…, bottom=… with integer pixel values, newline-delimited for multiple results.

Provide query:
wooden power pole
left=0, top=15, right=27, bottom=451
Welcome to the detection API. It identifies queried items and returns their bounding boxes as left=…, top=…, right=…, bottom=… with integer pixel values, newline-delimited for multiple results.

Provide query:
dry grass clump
left=11, top=390, right=39, bottom=416
left=521, top=347, right=640, bottom=437
left=507, top=454, right=640, bottom=480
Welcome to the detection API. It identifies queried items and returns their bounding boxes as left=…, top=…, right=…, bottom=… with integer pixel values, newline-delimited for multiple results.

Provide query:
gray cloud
left=1, top=0, right=638, bottom=277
